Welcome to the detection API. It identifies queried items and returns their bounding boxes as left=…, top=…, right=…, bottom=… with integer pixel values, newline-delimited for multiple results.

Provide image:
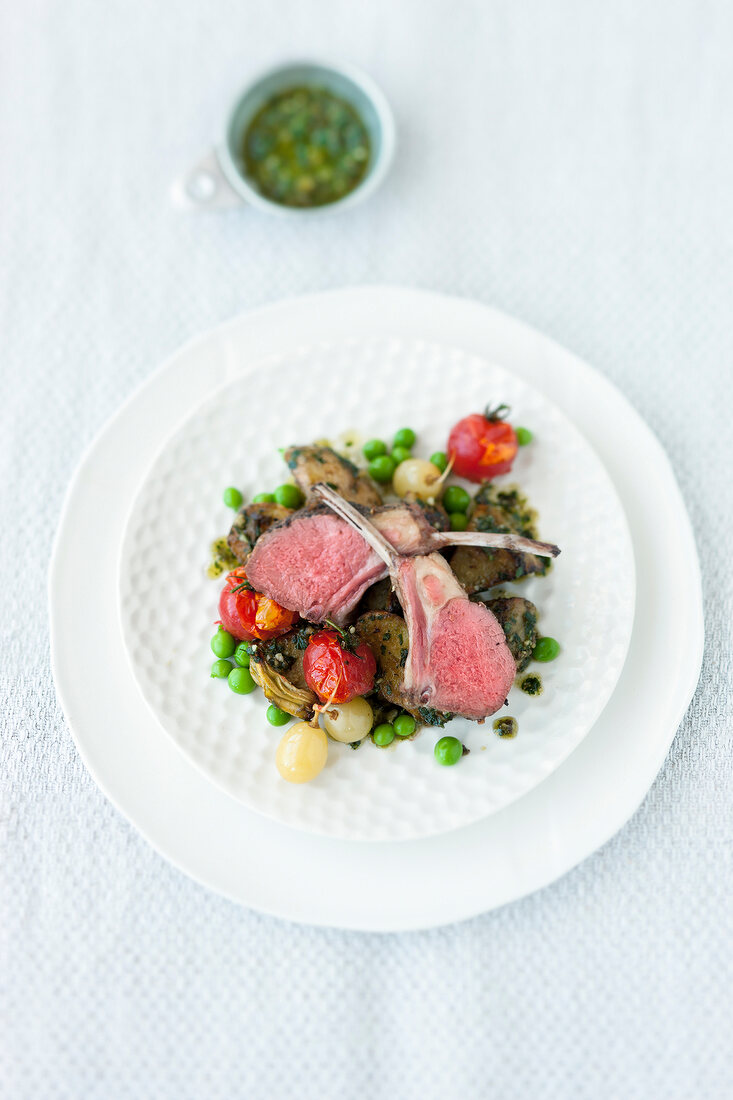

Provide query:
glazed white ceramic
left=118, top=338, right=634, bottom=841
left=49, top=288, right=703, bottom=930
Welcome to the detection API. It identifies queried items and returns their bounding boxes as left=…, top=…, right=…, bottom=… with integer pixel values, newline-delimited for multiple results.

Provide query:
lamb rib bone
left=368, top=500, right=560, bottom=560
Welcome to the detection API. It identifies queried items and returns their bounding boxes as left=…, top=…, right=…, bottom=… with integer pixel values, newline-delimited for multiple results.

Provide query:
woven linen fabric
left=2, top=0, right=732, bottom=1097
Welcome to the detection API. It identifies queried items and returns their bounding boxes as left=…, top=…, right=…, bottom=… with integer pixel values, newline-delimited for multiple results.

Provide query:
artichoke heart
left=249, top=655, right=316, bottom=720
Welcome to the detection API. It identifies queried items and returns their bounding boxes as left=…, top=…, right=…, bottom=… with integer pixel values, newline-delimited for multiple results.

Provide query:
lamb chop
left=246, top=496, right=559, bottom=625
left=244, top=504, right=388, bottom=624
left=358, top=585, right=540, bottom=674
left=245, top=497, right=559, bottom=625
left=313, top=485, right=543, bottom=720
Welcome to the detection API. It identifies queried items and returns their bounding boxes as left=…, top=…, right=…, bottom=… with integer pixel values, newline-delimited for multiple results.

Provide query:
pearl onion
left=276, top=722, right=328, bottom=783
left=392, top=458, right=443, bottom=501
left=322, top=696, right=374, bottom=743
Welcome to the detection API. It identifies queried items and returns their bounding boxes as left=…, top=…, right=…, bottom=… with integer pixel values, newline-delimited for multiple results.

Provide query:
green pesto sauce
left=519, top=674, right=543, bottom=697
left=243, top=86, right=371, bottom=208
left=207, top=538, right=239, bottom=579
left=493, top=716, right=518, bottom=738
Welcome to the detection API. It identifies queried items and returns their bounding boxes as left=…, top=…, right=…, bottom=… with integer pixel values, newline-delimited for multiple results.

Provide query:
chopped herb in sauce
left=519, top=674, right=543, bottom=696
left=243, top=86, right=371, bottom=208
left=207, top=538, right=239, bottom=578
left=493, top=716, right=518, bottom=738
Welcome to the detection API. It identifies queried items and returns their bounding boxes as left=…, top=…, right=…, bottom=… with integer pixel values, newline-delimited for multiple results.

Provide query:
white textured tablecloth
left=2, top=1, right=732, bottom=1096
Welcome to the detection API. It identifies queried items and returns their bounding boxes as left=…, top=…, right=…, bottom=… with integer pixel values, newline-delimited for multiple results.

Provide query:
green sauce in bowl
left=243, top=85, right=371, bottom=208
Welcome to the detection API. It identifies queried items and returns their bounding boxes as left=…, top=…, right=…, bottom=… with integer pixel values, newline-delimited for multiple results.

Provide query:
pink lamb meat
left=242, top=508, right=386, bottom=624
left=245, top=499, right=558, bottom=626
left=396, top=554, right=516, bottom=717
left=314, top=485, right=528, bottom=720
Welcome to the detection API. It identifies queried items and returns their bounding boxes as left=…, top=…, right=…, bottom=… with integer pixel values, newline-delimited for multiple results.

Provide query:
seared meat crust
left=227, top=501, right=292, bottom=563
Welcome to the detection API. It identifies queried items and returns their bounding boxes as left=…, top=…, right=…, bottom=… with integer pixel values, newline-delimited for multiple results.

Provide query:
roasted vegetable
left=218, top=568, right=298, bottom=641
left=321, top=697, right=374, bottom=743
left=275, top=722, right=328, bottom=782
left=227, top=500, right=293, bottom=563
left=249, top=654, right=316, bottom=720
left=392, top=458, right=444, bottom=500
left=354, top=611, right=412, bottom=709
left=257, top=625, right=318, bottom=691
left=473, top=483, right=541, bottom=523
left=449, top=484, right=549, bottom=594
left=284, top=444, right=382, bottom=507
left=447, top=404, right=518, bottom=481
left=302, top=629, right=377, bottom=704
left=486, top=596, right=539, bottom=673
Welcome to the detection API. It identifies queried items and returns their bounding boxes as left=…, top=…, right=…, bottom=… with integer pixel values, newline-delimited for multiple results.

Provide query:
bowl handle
left=171, top=150, right=244, bottom=210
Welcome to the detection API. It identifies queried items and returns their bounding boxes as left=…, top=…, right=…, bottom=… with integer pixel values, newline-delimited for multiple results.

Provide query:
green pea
left=393, top=427, right=416, bottom=449
left=267, top=704, right=291, bottom=726
left=363, top=438, right=387, bottom=461
left=373, top=722, right=395, bottom=747
left=368, top=454, right=397, bottom=483
left=449, top=512, right=469, bottom=532
left=228, top=667, right=256, bottom=695
left=434, top=736, right=463, bottom=766
left=211, top=628, right=236, bottom=659
left=211, top=659, right=232, bottom=679
left=429, top=451, right=448, bottom=473
left=223, top=486, right=243, bottom=509
left=533, top=636, right=560, bottom=662
left=393, top=713, right=416, bottom=738
left=274, top=484, right=305, bottom=508
left=516, top=427, right=533, bottom=446
left=443, top=486, right=472, bottom=513
left=391, top=445, right=412, bottom=465
left=233, top=643, right=250, bottom=668
left=252, top=492, right=276, bottom=504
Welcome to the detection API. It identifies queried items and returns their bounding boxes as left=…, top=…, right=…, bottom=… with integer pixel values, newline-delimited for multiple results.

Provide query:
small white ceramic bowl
left=174, top=59, right=396, bottom=216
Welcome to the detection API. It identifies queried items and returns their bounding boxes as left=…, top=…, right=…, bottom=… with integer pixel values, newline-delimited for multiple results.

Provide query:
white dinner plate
left=119, top=338, right=634, bottom=840
left=49, top=288, right=703, bottom=930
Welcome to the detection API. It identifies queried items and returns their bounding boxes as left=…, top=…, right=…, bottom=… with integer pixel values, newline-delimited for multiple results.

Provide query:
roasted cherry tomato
left=218, top=568, right=298, bottom=642
left=447, top=403, right=518, bottom=482
left=302, top=629, right=376, bottom=704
